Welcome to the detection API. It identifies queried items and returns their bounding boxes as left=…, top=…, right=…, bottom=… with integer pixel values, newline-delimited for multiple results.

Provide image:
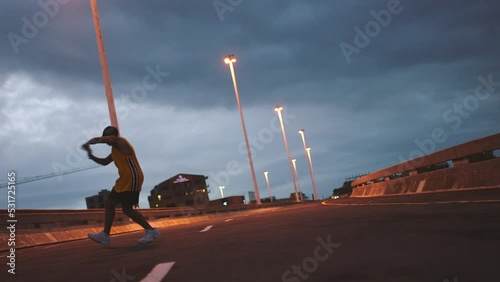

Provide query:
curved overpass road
left=2, top=189, right=500, bottom=282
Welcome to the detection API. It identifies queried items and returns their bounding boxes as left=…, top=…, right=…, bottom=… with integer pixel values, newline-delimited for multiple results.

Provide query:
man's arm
left=82, top=144, right=113, bottom=166
left=84, top=136, right=133, bottom=155
left=89, top=153, right=113, bottom=166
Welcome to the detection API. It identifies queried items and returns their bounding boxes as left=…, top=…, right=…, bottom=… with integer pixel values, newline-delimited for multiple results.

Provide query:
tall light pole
left=291, top=158, right=303, bottom=201
left=224, top=55, right=261, bottom=204
left=219, top=186, right=225, bottom=198
left=306, top=147, right=319, bottom=200
left=299, top=129, right=319, bottom=200
left=90, top=0, right=119, bottom=130
left=263, top=171, right=273, bottom=203
left=275, top=106, right=299, bottom=202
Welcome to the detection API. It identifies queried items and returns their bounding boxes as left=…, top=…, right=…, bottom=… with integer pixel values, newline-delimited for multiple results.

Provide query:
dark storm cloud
left=2, top=0, right=499, bottom=109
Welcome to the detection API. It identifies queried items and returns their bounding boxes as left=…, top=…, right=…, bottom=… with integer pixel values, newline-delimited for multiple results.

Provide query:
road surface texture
left=2, top=188, right=500, bottom=282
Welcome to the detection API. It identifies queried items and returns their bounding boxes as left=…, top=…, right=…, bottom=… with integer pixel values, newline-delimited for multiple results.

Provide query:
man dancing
left=82, top=126, right=159, bottom=245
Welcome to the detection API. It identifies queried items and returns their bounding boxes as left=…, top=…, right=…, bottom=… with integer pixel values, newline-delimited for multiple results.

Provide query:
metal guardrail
left=0, top=201, right=301, bottom=231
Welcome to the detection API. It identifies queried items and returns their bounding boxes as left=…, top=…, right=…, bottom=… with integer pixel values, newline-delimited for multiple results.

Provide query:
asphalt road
left=2, top=188, right=500, bottom=282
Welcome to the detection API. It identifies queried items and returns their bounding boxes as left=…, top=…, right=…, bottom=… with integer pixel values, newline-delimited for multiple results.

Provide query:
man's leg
left=122, top=204, right=153, bottom=230
left=88, top=197, right=115, bottom=245
left=121, top=191, right=160, bottom=243
left=104, top=198, right=117, bottom=235
left=123, top=204, right=159, bottom=243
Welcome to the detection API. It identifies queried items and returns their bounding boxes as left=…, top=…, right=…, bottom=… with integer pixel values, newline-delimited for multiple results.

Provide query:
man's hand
left=81, top=143, right=90, bottom=151
left=81, top=137, right=103, bottom=151
left=81, top=143, right=94, bottom=159
left=82, top=139, right=113, bottom=166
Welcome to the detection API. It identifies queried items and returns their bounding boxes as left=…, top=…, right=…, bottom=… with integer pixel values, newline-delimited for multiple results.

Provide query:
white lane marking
left=140, top=262, right=175, bottom=282
left=200, top=225, right=213, bottom=232
left=224, top=219, right=233, bottom=222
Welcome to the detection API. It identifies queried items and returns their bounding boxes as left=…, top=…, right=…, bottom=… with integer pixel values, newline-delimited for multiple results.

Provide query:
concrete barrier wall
left=352, top=133, right=500, bottom=197
left=353, top=158, right=500, bottom=197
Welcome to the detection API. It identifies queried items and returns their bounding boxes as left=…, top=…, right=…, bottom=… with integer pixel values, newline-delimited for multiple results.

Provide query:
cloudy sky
left=1, top=0, right=499, bottom=209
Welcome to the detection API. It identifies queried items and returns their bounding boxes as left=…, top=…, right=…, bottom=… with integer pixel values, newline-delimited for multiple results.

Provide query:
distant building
left=289, top=192, right=308, bottom=201
left=248, top=191, right=255, bottom=202
left=86, top=189, right=121, bottom=209
left=260, top=196, right=276, bottom=203
left=333, top=173, right=369, bottom=197
left=210, top=196, right=245, bottom=206
left=148, top=174, right=209, bottom=208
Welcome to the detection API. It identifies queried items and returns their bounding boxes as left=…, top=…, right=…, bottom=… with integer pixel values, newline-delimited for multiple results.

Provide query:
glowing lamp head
left=264, top=171, right=268, bottom=176
left=299, top=129, right=305, bottom=134
left=292, top=158, right=296, bottom=163
left=224, top=55, right=236, bottom=64
left=306, top=147, right=311, bottom=152
left=274, top=105, right=283, bottom=112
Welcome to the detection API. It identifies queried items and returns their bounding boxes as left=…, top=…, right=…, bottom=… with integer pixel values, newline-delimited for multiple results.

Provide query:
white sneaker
left=139, top=228, right=160, bottom=244
left=88, top=231, right=110, bottom=246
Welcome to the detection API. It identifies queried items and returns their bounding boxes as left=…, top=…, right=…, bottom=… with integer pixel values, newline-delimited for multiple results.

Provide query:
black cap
left=102, top=126, right=119, bottom=136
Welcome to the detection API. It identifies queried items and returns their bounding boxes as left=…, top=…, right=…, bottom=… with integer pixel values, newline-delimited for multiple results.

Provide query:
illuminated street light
left=275, top=106, right=299, bottom=202
left=299, top=129, right=319, bottom=200
left=224, top=54, right=261, bottom=204
left=90, top=0, right=119, bottom=130
left=263, top=171, right=273, bottom=203
left=219, top=186, right=225, bottom=198
left=305, top=147, right=319, bottom=200
left=291, top=158, right=303, bottom=201
left=224, top=56, right=236, bottom=64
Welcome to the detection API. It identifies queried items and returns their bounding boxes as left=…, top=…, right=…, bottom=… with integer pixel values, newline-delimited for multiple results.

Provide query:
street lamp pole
left=224, top=55, right=261, bottom=205
left=306, top=147, right=319, bottom=200
left=219, top=186, right=225, bottom=198
left=263, top=171, right=273, bottom=203
left=275, top=106, right=299, bottom=202
left=291, top=158, right=303, bottom=201
left=90, top=0, right=119, bottom=130
left=299, top=129, right=319, bottom=200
